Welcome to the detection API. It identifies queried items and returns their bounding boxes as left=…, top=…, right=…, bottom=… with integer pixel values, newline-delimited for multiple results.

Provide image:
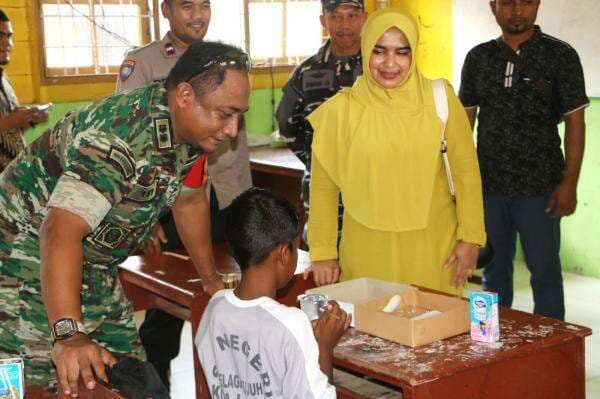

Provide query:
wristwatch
left=51, top=318, right=86, bottom=342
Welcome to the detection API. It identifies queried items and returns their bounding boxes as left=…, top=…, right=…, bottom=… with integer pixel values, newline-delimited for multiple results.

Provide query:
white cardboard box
left=306, top=278, right=412, bottom=327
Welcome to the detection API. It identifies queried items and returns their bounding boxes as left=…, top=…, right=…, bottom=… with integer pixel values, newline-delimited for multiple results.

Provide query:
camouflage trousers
left=0, top=257, right=144, bottom=391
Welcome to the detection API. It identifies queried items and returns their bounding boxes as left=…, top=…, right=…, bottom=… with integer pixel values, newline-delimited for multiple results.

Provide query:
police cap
left=321, top=0, right=364, bottom=13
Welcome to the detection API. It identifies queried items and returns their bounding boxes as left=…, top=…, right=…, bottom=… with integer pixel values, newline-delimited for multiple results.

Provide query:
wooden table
left=334, top=307, right=591, bottom=399
left=118, top=247, right=591, bottom=399
left=249, top=146, right=305, bottom=217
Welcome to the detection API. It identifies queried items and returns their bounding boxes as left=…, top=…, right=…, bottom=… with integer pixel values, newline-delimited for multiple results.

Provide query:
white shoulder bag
left=432, top=78, right=455, bottom=199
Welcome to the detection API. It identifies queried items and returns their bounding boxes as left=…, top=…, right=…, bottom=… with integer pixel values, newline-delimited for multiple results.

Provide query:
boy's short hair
left=225, top=188, right=300, bottom=270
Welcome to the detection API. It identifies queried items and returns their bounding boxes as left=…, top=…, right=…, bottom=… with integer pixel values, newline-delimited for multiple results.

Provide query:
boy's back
left=196, top=289, right=336, bottom=399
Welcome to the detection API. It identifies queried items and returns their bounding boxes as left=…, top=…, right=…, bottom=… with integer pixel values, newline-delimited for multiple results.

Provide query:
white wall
left=453, top=0, right=600, bottom=96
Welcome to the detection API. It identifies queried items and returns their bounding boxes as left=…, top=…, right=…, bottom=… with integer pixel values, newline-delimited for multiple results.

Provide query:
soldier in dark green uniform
left=0, top=41, right=250, bottom=396
left=276, top=0, right=366, bottom=242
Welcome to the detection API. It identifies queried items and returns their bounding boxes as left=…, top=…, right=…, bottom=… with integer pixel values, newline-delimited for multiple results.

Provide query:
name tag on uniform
left=302, top=70, right=334, bottom=92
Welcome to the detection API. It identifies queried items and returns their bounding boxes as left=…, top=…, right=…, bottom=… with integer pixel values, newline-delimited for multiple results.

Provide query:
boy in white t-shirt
left=195, top=188, right=350, bottom=399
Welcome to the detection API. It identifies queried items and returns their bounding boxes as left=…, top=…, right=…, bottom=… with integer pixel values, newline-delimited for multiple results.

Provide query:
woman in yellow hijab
left=306, top=7, right=486, bottom=295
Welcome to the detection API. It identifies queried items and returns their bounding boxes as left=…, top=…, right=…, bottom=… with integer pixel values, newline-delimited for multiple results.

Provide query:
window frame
left=36, top=0, right=323, bottom=84
left=36, top=0, right=152, bottom=84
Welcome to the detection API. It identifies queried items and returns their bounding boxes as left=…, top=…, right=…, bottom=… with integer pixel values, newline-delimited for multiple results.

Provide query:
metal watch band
left=51, top=318, right=86, bottom=342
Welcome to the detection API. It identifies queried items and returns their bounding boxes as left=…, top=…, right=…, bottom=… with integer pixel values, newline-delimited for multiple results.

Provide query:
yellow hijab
left=308, top=7, right=442, bottom=232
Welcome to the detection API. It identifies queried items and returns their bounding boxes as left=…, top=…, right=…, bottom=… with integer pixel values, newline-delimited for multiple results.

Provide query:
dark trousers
left=139, top=186, right=227, bottom=387
left=482, top=195, right=565, bottom=320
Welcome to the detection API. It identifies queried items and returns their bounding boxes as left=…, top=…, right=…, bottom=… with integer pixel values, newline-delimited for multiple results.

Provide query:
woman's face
left=368, top=27, right=412, bottom=89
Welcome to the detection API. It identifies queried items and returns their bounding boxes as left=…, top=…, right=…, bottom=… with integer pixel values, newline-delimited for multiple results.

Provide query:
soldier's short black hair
left=225, top=188, right=300, bottom=271
left=0, top=10, right=9, bottom=22
left=165, top=41, right=250, bottom=99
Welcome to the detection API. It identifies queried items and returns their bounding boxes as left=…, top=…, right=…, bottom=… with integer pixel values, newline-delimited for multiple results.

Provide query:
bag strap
left=432, top=78, right=449, bottom=126
left=432, top=78, right=455, bottom=198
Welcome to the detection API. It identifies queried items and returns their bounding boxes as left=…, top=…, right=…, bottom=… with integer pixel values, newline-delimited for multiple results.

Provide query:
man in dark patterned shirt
left=459, top=0, right=588, bottom=321
left=0, top=9, right=48, bottom=172
left=276, top=0, right=366, bottom=241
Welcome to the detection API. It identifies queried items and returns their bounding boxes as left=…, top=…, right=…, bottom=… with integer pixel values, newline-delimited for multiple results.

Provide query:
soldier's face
left=490, top=0, right=540, bottom=35
left=321, top=5, right=366, bottom=52
left=163, top=0, right=211, bottom=44
left=0, top=21, right=13, bottom=66
left=171, top=69, right=250, bottom=152
left=369, top=28, right=412, bottom=89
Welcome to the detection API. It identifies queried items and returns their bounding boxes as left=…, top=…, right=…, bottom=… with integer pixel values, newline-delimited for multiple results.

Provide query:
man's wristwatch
left=51, top=318, right=85, bottom=342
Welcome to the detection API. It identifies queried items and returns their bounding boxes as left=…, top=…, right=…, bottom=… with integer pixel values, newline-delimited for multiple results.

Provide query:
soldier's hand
left=4, top=107, right=38, bottom=130
left=202, top=274, right=225, bottom=296
left=51, top=334, right=117, bottom=397
left=142, top=223, right=168, bottom=256
left=30, top=107, right=50, bottom=125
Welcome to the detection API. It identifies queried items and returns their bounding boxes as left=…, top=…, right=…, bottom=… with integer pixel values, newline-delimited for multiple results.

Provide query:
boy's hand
left=313, top=300, right=351, bottom=350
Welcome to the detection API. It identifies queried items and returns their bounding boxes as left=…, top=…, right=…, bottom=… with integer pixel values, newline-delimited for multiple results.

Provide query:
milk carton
left=469, top=291, right=499, bottom=343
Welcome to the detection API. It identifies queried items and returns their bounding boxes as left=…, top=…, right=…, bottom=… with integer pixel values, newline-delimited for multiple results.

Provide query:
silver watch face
left=54, top=319, right=75, bottom=337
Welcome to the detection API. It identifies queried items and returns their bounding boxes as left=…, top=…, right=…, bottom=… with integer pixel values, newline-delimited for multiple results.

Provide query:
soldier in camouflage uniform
left=115, top=1, right=252, bottom=386
left=0, top=41, right=250, bottom=395
left=0, top=9, right=48, bottom=172
left=275, top=0, right=365, bottom=242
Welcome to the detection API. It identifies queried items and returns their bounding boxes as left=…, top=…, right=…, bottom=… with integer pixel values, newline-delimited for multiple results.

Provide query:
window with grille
left=38, top=0, right=324, bottom=81
left=38, top=0, right=152, bottom=79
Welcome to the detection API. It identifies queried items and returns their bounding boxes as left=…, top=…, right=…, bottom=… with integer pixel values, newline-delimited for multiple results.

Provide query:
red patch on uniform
left=183, top=154, right=208, bottom=189
left=165, top=43, right=177, bottom=57
left=119, top=59, right=136, bottom=81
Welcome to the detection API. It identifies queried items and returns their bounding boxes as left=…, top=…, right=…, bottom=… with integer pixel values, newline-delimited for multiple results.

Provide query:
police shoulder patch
left=119, top=59, right=136, bottom=82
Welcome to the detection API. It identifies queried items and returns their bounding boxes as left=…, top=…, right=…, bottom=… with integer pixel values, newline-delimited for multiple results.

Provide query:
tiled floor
left=155, top=261, right=600, bottom=398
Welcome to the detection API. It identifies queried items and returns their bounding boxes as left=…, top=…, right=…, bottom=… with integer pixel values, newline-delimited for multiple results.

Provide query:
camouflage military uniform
left=276, top=40, right=362, bottom=236
left=0, top=68, right=24, bottom=173
left=0, top=82, right=201, bottom=389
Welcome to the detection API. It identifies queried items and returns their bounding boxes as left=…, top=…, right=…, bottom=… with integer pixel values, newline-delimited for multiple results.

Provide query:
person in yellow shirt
left=305, top=7, right=486, bottom=295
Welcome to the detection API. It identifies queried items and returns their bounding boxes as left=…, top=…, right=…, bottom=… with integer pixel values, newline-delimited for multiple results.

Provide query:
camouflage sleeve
left=47, top=175, right=112, bottom=230
left=115, top=53, right=149, bottom=92
left=61, top=129, right=136, bottom=216
left=276, top=78, right=308, bottom=163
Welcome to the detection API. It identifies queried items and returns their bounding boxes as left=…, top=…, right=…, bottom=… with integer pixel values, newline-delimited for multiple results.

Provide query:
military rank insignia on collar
left=164, top=42, right=177, bottom=57
left=119, top=59, right=136, bottom=82
left=154, top=118, right=174, bottom=150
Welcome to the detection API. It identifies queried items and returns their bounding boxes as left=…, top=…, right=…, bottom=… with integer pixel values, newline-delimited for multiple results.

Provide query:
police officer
left=116, top=0, right=253, bottom=386
left=276, top=0, right=366, bottom=242
left=0, top=9, right=48, bottom=172
left=0, top=41, right=250, bottom=396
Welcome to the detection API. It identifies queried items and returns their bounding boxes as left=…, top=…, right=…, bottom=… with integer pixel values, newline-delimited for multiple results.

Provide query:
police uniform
left=276, top=39, right=362, bottom=237
left=0, top=83, right=200, bottom=389
left=116, top=33, right=253, bottom=385
left=0, top=68, right=23, bottom=173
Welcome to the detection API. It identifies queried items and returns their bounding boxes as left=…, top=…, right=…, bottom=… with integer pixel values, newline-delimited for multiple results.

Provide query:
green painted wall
left=548, top=98, right=600, bottom=278
left=510, top=99, right=600, bottom=277
left=24, top=88, right=282, bottom=144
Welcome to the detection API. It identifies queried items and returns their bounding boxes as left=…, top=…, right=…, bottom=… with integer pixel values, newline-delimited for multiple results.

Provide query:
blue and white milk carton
left=469, top=291, right=499, bottom=343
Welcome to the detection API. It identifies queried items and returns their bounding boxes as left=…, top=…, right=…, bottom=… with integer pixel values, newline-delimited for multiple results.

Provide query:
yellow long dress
left=307, top=8, right=486, bottom=295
